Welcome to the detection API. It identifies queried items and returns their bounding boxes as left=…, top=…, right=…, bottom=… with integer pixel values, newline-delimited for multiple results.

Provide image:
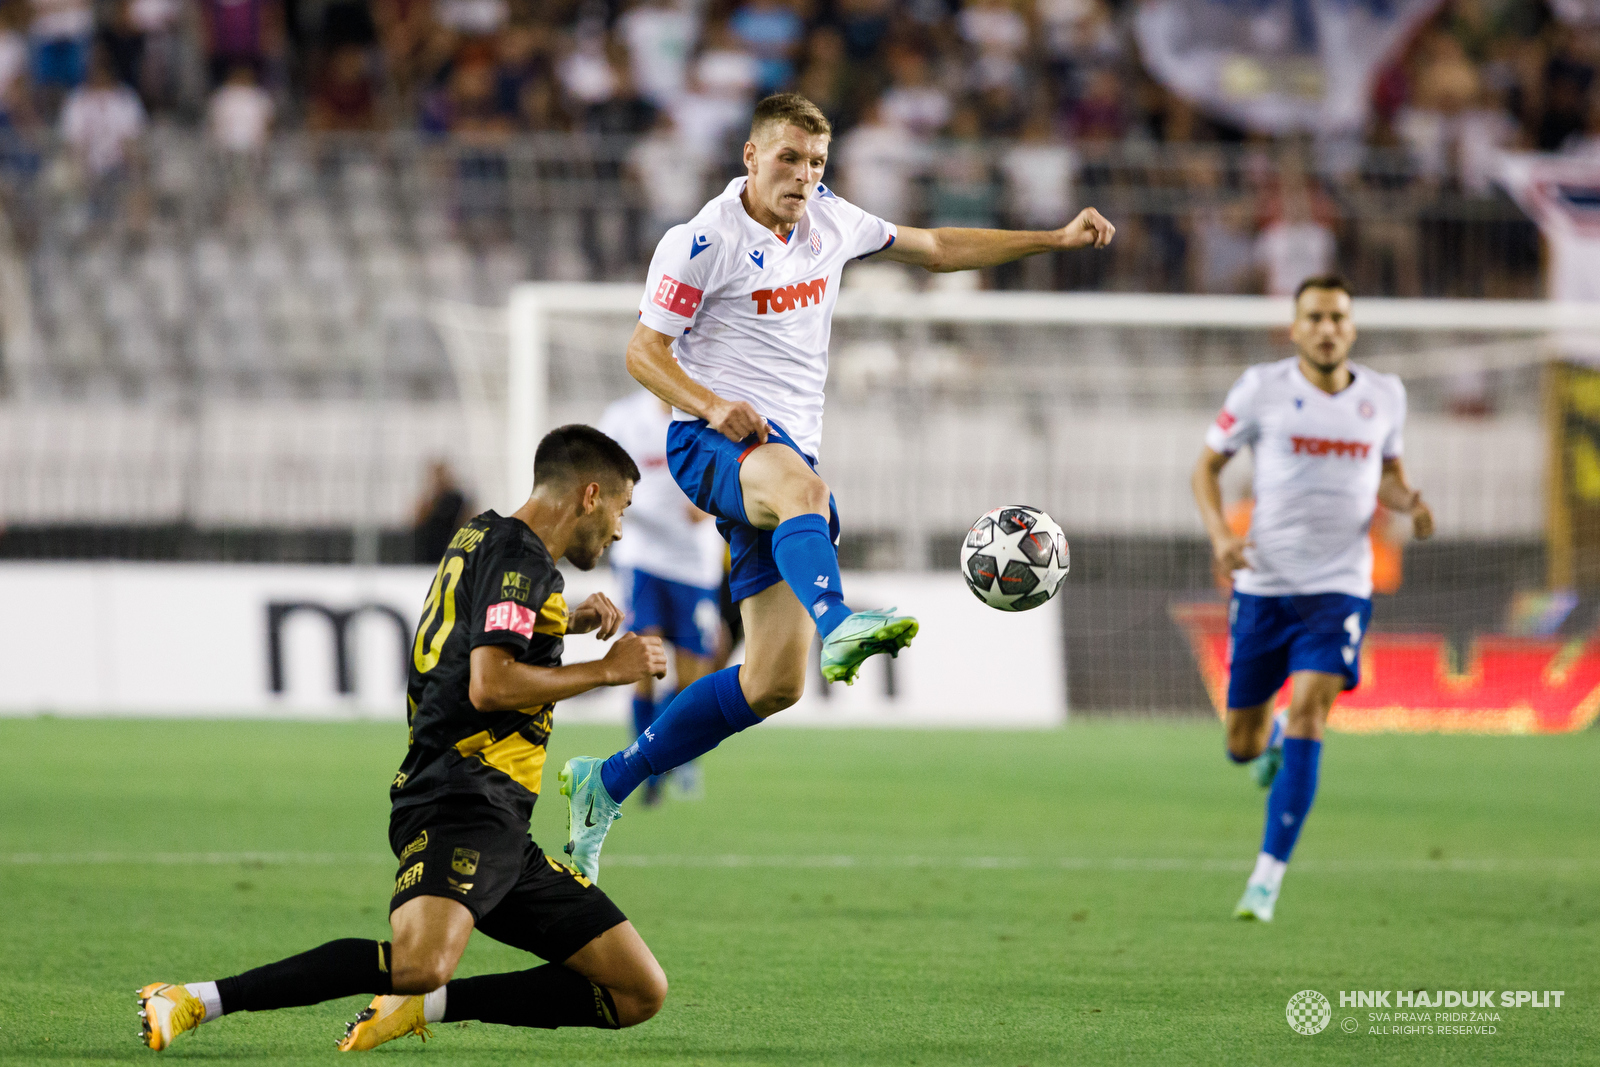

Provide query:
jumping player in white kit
left=559, top=92, right=1115, bottom=881
left=598, top=390, right=726, bottom=805
left=1192, top=275, right=1435, bottom=922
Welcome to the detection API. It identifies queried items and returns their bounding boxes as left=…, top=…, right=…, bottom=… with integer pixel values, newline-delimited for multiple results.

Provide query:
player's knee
left=1226, top=741, right=1262, bottom=763
left=610, top=964, right=667, bottom=1027
left=745, top=676, right=803, bottom=715
left=391, top=952, right=457, bottom=995
left=771, top=467, right=829, bottom=519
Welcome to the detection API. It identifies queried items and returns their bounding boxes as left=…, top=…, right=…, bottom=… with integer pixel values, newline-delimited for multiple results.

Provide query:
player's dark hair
left=1294, top=274, right=1352, bottom=303
left=750, top=93, right=832, bottom=141
left=533, top=425, right=640, bottom=490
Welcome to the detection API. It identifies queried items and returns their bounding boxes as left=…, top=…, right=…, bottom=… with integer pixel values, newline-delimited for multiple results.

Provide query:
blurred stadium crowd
left=0, top=0, right=1591, bottom=402
left=0, top=0, right=1595, bottom=155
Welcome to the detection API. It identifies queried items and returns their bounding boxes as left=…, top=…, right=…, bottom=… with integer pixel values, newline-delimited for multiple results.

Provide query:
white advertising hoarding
left=0, top=564, right=1062, bottom=727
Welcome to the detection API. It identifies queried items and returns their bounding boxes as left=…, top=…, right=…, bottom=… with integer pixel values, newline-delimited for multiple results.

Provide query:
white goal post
left=500, top=283, right=1600, bottom=520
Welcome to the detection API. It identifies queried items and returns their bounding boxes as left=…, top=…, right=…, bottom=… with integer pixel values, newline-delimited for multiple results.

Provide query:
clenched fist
left=602, top=632, right=668, bottom=685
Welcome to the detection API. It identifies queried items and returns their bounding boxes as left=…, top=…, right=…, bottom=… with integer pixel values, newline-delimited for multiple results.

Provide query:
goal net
left=465, top=280, right=1600, bottom=730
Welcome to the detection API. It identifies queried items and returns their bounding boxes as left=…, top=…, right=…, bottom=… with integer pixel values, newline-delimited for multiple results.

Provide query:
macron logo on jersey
left=1291, top=436, right=1372, bottom=459
left=749, top=249, right=765, bottom=269
left=751, top=276, right=827, bottom=315
left=690, top=234, right=710, bottom=258
left=652, top=275, right=704, bottom=318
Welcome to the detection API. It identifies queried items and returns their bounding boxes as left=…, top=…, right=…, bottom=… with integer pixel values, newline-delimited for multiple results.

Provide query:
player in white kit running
left=598, top=390, right=726, bottom=805
left=559, top=92, right=1115, bottom=881
left=1192, top=276, right=1435, bottom=921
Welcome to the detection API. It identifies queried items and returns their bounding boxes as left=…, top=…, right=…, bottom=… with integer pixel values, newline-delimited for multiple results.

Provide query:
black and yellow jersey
left=392, top=511, right=568, bottom=823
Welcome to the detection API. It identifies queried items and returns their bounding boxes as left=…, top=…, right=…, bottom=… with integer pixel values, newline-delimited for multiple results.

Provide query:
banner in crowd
left=1497, top=152, right=1600, bottom=305
left=1171, top=602, right=1600, bottom=734
left=0, top=564, right=1063, bottom=727
left=1136, top=0, right=1445, bottom=135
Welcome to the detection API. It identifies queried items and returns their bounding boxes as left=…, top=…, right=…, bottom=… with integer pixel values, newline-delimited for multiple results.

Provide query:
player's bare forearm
left=1191, top=449, right=1233, bottom=546
left=625, top=323, right=768, bottom=442
left=469, top=637, right=666, bottom=712
left=1377, top=459, right=1420, bottom=512
left=882, top=208, right=1114, bottom=272
left=468, top=649, right=615, bottom=712
left=1379, top=458, right=1434, bottom=539
left=625, top=324, right=721, bottom=419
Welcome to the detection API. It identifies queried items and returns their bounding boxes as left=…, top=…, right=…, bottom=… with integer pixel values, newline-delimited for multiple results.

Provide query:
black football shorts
left=387, top=801, right=627, bottom=964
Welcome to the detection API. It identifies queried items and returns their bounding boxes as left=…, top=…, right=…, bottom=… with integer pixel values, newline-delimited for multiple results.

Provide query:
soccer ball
left=960, top=505, right=1070, bottom=611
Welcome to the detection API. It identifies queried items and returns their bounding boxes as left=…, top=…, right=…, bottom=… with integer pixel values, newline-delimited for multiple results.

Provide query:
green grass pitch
left=1, top=717, right=1596, bottom=1066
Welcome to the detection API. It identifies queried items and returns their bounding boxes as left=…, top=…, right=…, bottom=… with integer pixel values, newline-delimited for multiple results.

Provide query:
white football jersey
left=1205, top=357, right=1406, bottom=598
left=636, top=176, right=898, bottom=459
left=599, top=390, right=726, bottom=590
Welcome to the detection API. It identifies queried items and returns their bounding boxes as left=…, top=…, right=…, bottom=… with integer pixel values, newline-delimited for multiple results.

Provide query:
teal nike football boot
left=559, top=757, right=622, bottom=883
left=1234, top=881, right=1279, bottom=922
left=1250, top=746, right=1284, bottom=789
left=819, top=608, right=919, bottom=685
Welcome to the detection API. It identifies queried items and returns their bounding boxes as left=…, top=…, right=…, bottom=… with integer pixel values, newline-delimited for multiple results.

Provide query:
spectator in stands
left=0, top=3, right=32, bottom=127
left=60, top=46, right=144, bottom=223
left=629, top=109, right=705, bottom=242
left=729, top=0, right=803, bottom=94
left=1397, top=29, right=1482, bottom=183
left=834, top=0, right=892, bottom=64
left=959, top=0, right=1028, bottom=95
left=29, top=0, right=94, bottom=103
left=584, top=61, right=656, bottom=135
left=928, top=104, right=998, bottom=229
left=556, top=31, right=617, bottom=117
left=103, top=0, right=184, bottom=113
left=308, top=42, right=378, bottom=129
left=1068, top=65, right=1127, bottom=143
left=618, top=0, right=698, bottom=108
left=838, top=96, right=925, bottom=223
left=208, top=62, right=273, bottom=152
left=492, top=23, right=549, bottom=115
left=1537, top=29, right=1596, bottom=150
left=61, top=46, right=144, bottom=173
left=667, top=22, right=757, bottom=158
left=795, top=26, right=855, bottom=129
left=372, top=0, right=435, bottom=108
left=878, top=46, right=951, bottom=137
left=1001, top=104, right=1076, bottom=230
left=1255, top=181, right=1336, bottom=296
left=199, top=0, right=283, bottom=89
left=1037, top=0, right=1120, bottom=104
left=412, top=459, right=468, bottom=564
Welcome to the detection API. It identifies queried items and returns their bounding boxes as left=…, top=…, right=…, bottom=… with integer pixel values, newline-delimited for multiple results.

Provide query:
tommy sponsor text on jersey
left=636, top=177, right=897, bottom=459
left=1205, top=357, right=1406, bottom=599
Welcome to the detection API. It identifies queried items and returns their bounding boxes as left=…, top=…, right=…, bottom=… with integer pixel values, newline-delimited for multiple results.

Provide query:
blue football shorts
left=1226, top=592, right=1374, bottom=710
left=665, top=417, right=840, bottom=604
left=621, top=567, right=721, bottom=658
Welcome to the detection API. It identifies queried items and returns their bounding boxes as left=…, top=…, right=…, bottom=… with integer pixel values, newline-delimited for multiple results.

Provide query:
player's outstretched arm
left=625, top=322, right=768, bottom=444
left=1378, top=457, right=1434, bottom=540
left=1193, top=446, right=1250, bottom=577
left=880, top=207, right=1114, bottom=273
left=468, top=637, right=667, bottom=712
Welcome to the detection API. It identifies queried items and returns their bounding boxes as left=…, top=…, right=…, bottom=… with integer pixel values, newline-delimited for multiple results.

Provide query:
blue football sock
left=599, top=667, right=761, bottom=802
left=770, top=514, right=853, bottom=638
left=1260, top=737, right=1321, bottom=862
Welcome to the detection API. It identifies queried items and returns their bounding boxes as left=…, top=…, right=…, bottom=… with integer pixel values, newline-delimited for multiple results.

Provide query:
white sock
left=1249, top=852, right=1287, bottom=893
left=184, top=981, right=223, bottom=1023
left=422, top=986, right=447, bottom=1023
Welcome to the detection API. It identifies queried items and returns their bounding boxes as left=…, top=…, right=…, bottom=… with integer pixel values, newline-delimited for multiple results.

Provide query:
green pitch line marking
left=5, top=852, right=1598, bottom=873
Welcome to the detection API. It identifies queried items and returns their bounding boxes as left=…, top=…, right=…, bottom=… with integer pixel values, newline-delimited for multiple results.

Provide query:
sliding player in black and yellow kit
left=135, top=425, right=672, bottom=1053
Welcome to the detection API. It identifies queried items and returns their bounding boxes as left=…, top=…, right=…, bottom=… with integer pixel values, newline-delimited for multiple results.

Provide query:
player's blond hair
left=749, top=93, right=832, bottom=143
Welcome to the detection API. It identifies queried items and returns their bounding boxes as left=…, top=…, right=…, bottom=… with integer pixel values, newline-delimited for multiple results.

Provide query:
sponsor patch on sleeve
left=651, top=275, right=704, bottom=318
left=485, top=601, right=536, bottom=638
left=1215, top=409, right=1237, bottom=432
